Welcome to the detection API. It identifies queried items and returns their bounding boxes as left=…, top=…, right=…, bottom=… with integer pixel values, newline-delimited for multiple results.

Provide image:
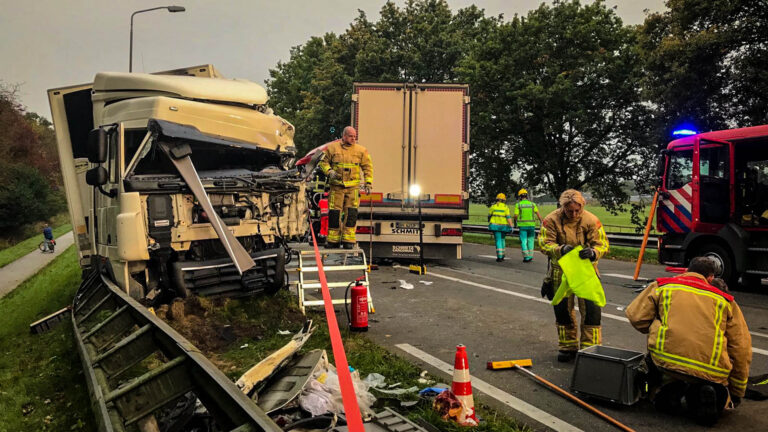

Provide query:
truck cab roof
left=93, top=71, right=268, bottom=107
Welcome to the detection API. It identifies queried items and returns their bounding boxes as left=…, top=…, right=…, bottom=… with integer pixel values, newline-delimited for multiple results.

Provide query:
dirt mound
left=157, top=295, right=304, bottom=355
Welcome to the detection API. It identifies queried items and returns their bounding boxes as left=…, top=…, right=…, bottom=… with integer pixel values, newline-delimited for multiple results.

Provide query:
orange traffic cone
left=451, top=344, right=479, bottom=426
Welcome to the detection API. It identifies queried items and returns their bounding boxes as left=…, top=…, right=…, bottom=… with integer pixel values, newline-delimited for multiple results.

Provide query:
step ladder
left=291, top=247, right=374, bottom=315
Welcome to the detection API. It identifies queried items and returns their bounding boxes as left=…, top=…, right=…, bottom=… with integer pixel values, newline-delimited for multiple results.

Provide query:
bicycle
left=38, top=239, right=55, bottom=253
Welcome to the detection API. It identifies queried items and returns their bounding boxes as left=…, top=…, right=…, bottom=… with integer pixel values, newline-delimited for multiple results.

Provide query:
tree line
left=0, top=83, right=65, bottom=236
left=266, top=0, right=768, bottom=220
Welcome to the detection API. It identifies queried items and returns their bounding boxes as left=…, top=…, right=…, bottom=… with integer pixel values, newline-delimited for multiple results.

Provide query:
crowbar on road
left=511, top=364, right=636, bottom=432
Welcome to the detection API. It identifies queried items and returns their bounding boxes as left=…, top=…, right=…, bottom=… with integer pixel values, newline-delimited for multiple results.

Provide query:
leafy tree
left=460, top=0, right=652, bottom=208
left=266, top=0, right=498, bottom=155
left=639, top=0, right=768, bottom=139
left=0, top=82, right=65, bottom=233
left=0, top=162, right=61, bottom=234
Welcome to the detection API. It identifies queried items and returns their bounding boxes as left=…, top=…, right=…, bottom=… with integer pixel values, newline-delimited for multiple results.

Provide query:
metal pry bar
left=159, top=141, right=255, bottom=275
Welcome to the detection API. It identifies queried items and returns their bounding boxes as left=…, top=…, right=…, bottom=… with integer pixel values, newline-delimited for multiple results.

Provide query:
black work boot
left=653, top=381, right=686, bottom=415
left=557, top=351, right=576, bottom=363
left=690, top=384, right=720, bottom=427
left=325, top=242, right=340, bottom=249
left=342, top=242, right=355, bottom=250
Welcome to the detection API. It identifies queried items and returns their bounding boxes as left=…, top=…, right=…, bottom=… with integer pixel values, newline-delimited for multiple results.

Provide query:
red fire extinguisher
left=345, top=276, right=368, bottom=332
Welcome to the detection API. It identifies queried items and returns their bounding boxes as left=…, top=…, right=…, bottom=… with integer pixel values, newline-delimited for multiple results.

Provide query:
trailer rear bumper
left=361, top=242, right=461, bottom=260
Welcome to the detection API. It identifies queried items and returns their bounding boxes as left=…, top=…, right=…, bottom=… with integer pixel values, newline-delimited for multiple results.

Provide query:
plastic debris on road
left=398, top=280, right=414, bottom=289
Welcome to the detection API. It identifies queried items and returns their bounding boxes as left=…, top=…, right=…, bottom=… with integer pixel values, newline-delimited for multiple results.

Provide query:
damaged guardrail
left=462, top=224, right=657, bottom=249
left=72, top=270, right=283, bottom=432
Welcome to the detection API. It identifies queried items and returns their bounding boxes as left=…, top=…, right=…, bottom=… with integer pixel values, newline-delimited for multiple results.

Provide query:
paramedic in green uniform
left=513, top=189, right=543, bottom=262
left=488, top=193, right=514, bottom=262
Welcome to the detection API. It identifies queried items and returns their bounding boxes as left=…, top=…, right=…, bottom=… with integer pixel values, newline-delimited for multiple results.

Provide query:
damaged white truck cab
left=49, top=65, right=307, bottom=299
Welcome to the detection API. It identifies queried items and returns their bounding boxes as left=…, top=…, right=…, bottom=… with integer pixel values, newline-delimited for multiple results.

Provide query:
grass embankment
left=464, top=232, right=658, bottom=264
left=0, top=212, right=72, bottom=268
left=0, top=246, right=94, bottom=432
left=1, top=249, right=529, bottom=431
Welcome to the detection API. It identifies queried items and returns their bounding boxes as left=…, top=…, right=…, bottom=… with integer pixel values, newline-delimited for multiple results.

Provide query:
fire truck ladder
left=292, top=247, right=374, bottom=315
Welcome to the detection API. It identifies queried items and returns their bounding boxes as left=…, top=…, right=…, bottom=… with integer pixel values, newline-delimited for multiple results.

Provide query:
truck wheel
left=691, top=244, right=734, bottom=286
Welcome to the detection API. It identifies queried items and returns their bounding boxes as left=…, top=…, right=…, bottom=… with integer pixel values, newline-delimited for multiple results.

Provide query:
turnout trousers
left=493, top=231, right=506, bottom=259
left=553, top=295, right=602, bottom=352
left=519, top=226, right=535, bottom=260
left=327, top=186, right=360, bottom=245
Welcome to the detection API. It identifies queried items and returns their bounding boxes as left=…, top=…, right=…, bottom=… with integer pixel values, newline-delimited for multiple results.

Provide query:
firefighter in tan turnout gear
left=318, top=126, right=373, bottom=249
left=626, top=257, right=752, bottom=426
left=539, top=189, right=609, bottom=362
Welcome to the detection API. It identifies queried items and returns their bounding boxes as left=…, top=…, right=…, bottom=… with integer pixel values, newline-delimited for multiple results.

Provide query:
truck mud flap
left=171, top=247, right=286, bottom=297
left=72, top=270, right=282, bottom=432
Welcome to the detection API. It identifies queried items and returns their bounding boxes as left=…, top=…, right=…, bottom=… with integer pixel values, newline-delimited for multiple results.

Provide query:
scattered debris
left=433, top=390, right=463, bottom=422
left=257, top=349, right=327, bottom=413
left=240, top=344, right=249, bottom=349
left=277, top=329, right=292, bottom=335
left=418, top=281, right=433, bottom=285
left=616, top=306, right=625, bottom=311
left=398, top=280, right=414, bottom=290
left=237, top=320, right=314, bottom=396
left=29, top=307, right=71, bottom=334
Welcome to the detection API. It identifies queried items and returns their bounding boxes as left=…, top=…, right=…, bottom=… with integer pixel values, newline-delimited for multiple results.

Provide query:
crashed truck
left=48, top=65, right=307, bottom=300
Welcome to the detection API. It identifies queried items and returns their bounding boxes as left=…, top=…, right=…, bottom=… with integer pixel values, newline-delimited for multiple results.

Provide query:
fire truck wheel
left=691, top=244, right=734, bottom=286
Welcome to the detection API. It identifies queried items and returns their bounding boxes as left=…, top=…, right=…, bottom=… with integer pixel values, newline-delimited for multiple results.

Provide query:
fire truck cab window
left=667, top=149, right=693, bottom=190
left=699, top=143, right=729, bottom=224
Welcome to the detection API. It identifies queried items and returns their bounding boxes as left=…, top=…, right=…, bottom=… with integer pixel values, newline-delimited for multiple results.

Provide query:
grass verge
left=463, top=232, right=658, bottom=264
left=0, top=223, right=72, bottom=268
left=0, top=246, right=94, bottom=432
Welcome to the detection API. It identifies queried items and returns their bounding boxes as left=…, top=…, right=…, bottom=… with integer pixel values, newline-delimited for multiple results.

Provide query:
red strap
left=309, top=225, right=365, bottom=431
left=657, top=276, right=734, bottom=302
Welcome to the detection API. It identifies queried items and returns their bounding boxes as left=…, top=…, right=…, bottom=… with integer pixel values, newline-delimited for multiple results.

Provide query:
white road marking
left=602, top=273, right=639, bottom=280
left=395, top=343, right=583, bottom=432
left=479, top=255, right=499, bottom=259
left=427, top=269, right=768, bottom=356
left=750, top=331, right=768, bottom=339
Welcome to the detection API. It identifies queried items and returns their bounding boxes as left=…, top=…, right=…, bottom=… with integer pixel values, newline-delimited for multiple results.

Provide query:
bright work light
left=409, top=184, right=421, bottom=197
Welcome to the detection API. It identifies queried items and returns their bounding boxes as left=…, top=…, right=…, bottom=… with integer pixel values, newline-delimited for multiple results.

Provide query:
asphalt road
left=0, top=231, right=74, bottom=299
left=361, top=242, right=768, bottom=432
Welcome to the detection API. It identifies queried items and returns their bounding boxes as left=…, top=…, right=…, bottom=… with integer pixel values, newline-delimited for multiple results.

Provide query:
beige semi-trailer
left=351, top=83, right=469, bottom=259
left=48, top=65, right=307, bottom=300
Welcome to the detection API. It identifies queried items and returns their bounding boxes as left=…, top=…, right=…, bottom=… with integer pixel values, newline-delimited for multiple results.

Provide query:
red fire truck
left=657, top=125, right=768, bottom=287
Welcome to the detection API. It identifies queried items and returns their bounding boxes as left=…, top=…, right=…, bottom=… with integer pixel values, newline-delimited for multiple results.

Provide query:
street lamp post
left=409, top=184, right=426, bottom=275
left=130, top=6, right=186, bottom=72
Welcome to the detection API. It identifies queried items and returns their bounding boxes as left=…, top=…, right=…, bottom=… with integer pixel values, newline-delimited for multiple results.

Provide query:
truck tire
left=690, top=243, right=734, bottom=286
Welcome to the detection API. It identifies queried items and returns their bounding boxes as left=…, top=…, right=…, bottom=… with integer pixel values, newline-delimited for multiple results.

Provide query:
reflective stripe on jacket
left=626, top=273, right=752, bottom=397
left=488, top=202, right=511, bottom=225
left=317, top=140, right=373, bottom=187
left=538, top=208, right=609, bottom=287
left=514, top=200, right=538, bottom=227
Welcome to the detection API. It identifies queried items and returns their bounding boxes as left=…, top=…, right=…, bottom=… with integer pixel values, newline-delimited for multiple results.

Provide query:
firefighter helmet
left=496, top=193, right=506, bottom=201
left=518, top=188, right=528, bottom=196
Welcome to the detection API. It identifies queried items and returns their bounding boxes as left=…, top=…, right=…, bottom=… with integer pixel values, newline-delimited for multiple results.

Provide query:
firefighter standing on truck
left=626, top=257, right=751, bottom=426
left=513, top=189, right=543, bottom=263
left=318, top=126, right=373, bottom=249
left=539, top=189, right=609, bottom=362
left=488, top=193, right=514, bottom=262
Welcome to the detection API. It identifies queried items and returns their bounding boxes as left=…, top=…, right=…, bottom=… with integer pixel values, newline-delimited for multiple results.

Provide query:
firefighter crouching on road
left=317, top=126, right=373, bottom=249
left=539, top=189, right=609, bottom=362
left=488, top=193, right=514, bottom=262
left=513, top=189, right=543, bottom=263
left=626, top=257, right=752, bottom=426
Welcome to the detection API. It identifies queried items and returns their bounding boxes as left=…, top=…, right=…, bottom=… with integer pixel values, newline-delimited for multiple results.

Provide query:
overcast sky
left=0, top=0, right=665, bottom=119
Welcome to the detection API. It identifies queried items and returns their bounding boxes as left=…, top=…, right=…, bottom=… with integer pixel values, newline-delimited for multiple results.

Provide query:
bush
left=0, top=162, right=63, bottom=234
